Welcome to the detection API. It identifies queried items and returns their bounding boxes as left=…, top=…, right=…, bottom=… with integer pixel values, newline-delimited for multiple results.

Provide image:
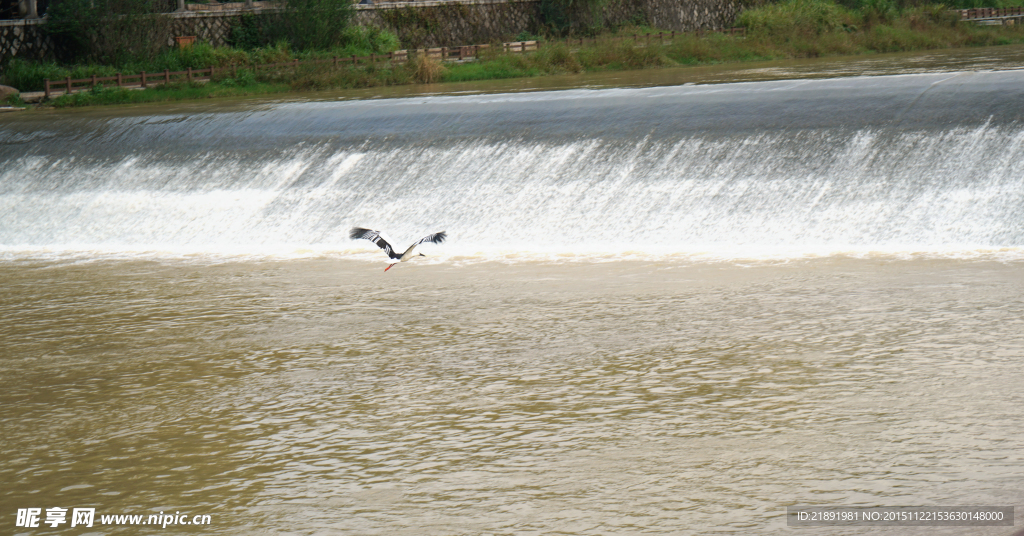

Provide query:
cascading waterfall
left=2, top=71, right=1023, bottom=260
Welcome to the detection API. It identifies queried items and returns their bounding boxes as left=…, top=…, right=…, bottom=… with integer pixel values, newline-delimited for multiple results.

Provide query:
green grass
left=8, top=1, right=1024, bottom=108
left=2, top=30, right=400, bottom=93
left=4, top=92, right=28, bottom=107
left=444, top=54, right=545, bottom=82
left=46, top=79, right=291, bottom=108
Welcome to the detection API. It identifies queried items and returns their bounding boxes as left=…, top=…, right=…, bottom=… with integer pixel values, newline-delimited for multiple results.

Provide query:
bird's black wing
left=350, top=227, right=401, bottom=259
left=413, top=231, right=447, bottom=246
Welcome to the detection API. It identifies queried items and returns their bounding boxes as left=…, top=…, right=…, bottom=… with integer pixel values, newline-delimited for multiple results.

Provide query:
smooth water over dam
left=1, top=69, right=1023, bottom=535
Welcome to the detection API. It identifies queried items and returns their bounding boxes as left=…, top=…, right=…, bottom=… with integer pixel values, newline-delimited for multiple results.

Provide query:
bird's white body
left=398, top=244, right=420, bottom=262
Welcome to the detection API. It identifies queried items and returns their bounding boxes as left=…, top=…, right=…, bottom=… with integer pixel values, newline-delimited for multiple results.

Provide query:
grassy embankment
left=5, top=0, right=1024, bottom=108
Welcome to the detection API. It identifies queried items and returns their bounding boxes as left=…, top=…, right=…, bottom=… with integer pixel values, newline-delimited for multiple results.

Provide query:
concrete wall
left=0, top=0, right=741, bottom=63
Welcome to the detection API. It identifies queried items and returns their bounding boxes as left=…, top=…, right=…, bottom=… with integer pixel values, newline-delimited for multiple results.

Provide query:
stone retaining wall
left=609, top=0, right=741, bottom=32
left=165, top=9, right=266, bottom=47
left=1, top=0, right=741, bottom=63
left=0, top=18, right=51, bottom=63
left=356, top=0, right=539, bottom=48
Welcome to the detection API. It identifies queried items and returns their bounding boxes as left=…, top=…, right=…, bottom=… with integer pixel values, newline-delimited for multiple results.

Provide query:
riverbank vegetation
left=4, top=0, right=1024, bottom=107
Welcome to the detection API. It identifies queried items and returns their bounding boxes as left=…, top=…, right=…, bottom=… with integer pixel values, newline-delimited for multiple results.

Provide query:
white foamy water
left=2, top=72, right=1023, bottom=264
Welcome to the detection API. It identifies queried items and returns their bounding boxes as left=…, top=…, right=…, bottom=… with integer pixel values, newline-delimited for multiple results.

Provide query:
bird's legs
left=385, top=263, right=397, bottom=272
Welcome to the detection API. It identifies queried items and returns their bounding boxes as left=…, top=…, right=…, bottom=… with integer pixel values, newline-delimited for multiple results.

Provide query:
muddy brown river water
left=2, top=47, right=1024, bottom=534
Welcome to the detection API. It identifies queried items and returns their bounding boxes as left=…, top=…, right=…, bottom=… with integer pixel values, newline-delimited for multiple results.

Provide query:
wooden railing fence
left=956, top=6, right=1024, bottom=19
left=43, top=28, right=749, bottom=99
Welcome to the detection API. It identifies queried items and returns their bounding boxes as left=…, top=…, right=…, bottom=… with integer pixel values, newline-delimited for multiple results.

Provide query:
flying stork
left=350, top=227, right=447, bottom=271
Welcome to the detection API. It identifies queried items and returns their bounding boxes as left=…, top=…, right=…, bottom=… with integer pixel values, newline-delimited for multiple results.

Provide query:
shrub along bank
left=5, top=0, right=1024, bottom=108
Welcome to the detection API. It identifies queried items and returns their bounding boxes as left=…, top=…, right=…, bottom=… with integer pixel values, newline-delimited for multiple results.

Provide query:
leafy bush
left=539, top=0, right=609, bottom=36
left=407, top=52, right=446, bottom=83
left=219, top=68, right=258, bottom=87
left=860, top=0, right=899, bottom=23
left=227, top=0, right=359, bottom=52
left=45, top=0, right=171, bottom=64
left=539, top=0, right=573, bottom=35
left=0, top=60, right=68, bottom=90
left=249, top=41, right=294, bottom=65
left=739, top=0, right=853, bottom=35
left=0, top=59, right=121, bottom=91
left=532, top=41, right=583, bottom=72
left=5, top=92, right=25, bottom=106
left=153, top=42, right=252, bottom=70
left=229, top=13, right=269, bottom=50
left=576, top=38, right=669, bottom=69
left=339, top=25, right=401, bottom=55
left=270, top=0, right=355, bottom=51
